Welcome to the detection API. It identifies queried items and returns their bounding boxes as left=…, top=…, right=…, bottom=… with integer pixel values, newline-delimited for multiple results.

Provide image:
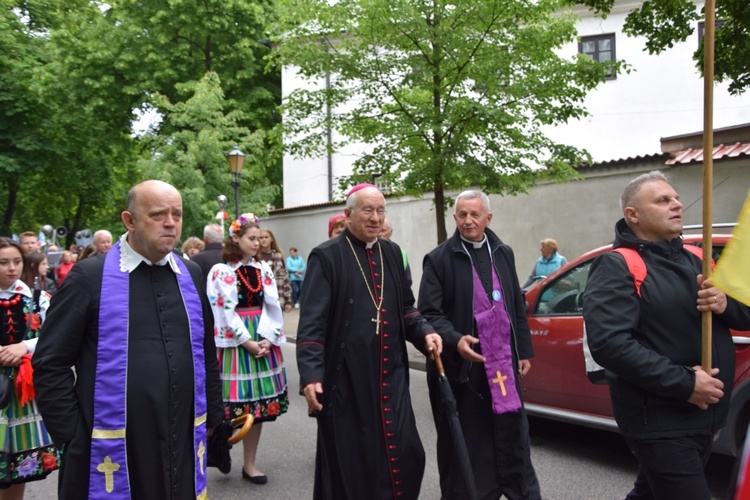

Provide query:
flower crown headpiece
left=229, top=213, right=260, bottom=236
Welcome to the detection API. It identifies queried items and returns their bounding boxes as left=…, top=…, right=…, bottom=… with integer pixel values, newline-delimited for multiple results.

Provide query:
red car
left=521, top=232, right=750, bottom=456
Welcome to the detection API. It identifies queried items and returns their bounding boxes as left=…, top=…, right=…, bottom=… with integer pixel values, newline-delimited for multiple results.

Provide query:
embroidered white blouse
left=0, top=279, right=50, bottom=354
left=207, top=259, right=286, bottom=348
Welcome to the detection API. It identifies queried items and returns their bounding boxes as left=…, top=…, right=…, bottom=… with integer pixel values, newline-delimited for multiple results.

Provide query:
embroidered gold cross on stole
left=96, top=456, right=120, bottom=493
left=492, top=370, right=508, bottom=396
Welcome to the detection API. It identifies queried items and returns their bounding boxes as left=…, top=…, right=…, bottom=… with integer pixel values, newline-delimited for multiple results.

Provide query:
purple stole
left=472, top=265, right=522, bottom=414
left=88, top=242, right=209, bottom=500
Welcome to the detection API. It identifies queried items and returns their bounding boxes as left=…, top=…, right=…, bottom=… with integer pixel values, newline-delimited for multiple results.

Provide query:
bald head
left=122, top=180, right=183, bottom=262
left=126, top=180, right=177, bottom=216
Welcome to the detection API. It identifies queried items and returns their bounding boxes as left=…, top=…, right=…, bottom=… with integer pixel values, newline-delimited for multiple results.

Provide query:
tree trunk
left=434, top=174, right=447, bottom=244
left=1, top=176, right=19, bottom=236
left=71, top=199, right=86, bottom=249
left=205, top=35, right=212, bottom=71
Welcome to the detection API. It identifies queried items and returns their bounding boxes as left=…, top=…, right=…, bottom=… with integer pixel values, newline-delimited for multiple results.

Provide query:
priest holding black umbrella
left=419, top=189, right=541, bottom=500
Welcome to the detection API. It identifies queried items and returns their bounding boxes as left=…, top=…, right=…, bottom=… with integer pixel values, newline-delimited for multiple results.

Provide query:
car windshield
left=531, top=240, right=728, bottom=317
left=534, top=262, right=591, bottom=315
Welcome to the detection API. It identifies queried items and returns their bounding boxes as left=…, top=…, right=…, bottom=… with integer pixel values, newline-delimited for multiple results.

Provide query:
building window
left=371, top=173, right=392, bottom=194
left=697, top=20, right=726, bottom=43
left=578, top=34, right=616, bottom=80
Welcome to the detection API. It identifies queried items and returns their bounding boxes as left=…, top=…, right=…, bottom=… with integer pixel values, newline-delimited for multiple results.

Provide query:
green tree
left=101, top=0, right=284, bottom=206
left=139, top=71, right=279, bottom=239
left=574, top=0, right=749, bottom=95
left=2, top=0, right=283, bottom=238
left=271, top=0, right=617, bottom=242
left=0, top=1, right=58, bottom=235
left=1, top=0, right=141, bottom=239
left=24, top=0, right=141, bottom=243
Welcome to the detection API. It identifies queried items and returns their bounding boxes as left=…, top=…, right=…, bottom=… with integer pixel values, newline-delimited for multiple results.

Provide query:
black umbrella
left=431, top=349, right=477, bottom=500
left=207, top=414, right=254, bottom=474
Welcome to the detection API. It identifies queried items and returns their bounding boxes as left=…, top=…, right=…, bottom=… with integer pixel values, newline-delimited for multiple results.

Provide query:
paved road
left=24, top=309, right=735, bottom=499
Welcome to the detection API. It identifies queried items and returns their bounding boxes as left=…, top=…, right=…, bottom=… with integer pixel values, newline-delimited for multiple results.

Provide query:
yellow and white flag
left=713, top=189, right=750, bottom=307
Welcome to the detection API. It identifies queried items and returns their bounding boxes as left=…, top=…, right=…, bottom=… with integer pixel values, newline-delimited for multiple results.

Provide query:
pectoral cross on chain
left=96, top=456, right=121, bottom=493
left=371, top=311, right=381, bottom=335
left=492, top=370, right=508, bottom=397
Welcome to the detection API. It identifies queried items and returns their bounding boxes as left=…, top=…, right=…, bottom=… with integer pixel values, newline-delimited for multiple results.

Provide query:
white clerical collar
left=460, top=233, right=487, bottom=249
left=345, top=229, right=378, bottom=249
left=0, top=280, right=32, bottom=298
left=118, top=233, right=181, bottom=274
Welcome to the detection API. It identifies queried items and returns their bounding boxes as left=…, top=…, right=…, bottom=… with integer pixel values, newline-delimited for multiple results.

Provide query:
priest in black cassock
left=297, top=184, right=442, bottom=500
left=419, top=190, right=541, bottom=500
left=33, top=180, right=224, bottom=500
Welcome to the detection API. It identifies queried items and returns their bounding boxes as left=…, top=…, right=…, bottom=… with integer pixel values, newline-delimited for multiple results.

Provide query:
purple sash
left=472, top=266, right=522, bottom=414
left=89, top=242, right=208, bottom=499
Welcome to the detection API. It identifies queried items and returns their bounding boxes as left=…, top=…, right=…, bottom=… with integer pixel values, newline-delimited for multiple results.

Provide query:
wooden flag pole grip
left=701, top=0, right=716, bottom=373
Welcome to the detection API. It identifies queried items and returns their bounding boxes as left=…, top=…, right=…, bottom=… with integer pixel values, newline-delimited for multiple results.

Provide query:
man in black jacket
left=419, top=189, right=541, bottom=500
left=584, top=170, right=750, bottom=499
left=190, top=223, right=224, bottom=278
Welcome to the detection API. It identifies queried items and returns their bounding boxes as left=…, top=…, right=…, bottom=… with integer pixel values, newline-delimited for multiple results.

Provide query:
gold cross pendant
left=371, top=314, right=380, bottom=335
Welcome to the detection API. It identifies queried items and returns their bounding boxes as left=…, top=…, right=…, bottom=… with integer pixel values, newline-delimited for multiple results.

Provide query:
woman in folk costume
left=207, top=214, right=288, bottom=485
left=257, top=229, right=293, bottom=312
left=0, top=237, right=60, bottom=498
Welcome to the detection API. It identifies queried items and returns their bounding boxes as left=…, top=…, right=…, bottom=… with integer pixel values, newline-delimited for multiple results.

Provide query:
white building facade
left=544, top=1, right=749, bottom=162
left=281, top=0, right=750, bottom=208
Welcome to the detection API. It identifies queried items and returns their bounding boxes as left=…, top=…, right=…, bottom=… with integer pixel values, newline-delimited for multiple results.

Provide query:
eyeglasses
left=359, top=207, right=387, bottom=217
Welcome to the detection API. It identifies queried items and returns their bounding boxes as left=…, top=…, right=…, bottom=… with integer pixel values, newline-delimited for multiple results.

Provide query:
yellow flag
left=713, top=189, right=750, bottom=307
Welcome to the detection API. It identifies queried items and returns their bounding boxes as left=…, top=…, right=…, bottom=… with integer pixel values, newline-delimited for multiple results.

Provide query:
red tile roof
left=666, top=142, right=750, bottom=165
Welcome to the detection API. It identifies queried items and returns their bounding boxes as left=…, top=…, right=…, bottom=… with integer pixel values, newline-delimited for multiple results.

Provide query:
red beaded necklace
left=236, top=266, right=262, bottom=294
left=0, top=294, right=22, bottom=309
left=2, top=293, right=23, bottom=341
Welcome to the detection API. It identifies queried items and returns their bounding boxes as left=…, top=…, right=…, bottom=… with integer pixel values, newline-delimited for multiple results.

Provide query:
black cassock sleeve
left=34, top=261, right=95, bottom=445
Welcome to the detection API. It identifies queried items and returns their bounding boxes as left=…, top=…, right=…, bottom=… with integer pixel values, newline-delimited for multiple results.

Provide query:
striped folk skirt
left=0, top=367, right=61, bottom=487
left=217, top=309, right=289, bottom=423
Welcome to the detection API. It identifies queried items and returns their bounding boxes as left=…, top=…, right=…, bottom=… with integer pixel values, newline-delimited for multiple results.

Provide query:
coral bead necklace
left=0, top=294, right=22, bottom=309
left=236, top=266, right=262, bottom=294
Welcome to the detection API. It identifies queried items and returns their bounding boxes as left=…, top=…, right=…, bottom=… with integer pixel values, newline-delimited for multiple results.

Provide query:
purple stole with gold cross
left=88, top=242, right=209, bottom=499
left=472, top=265, right=522, bottom=414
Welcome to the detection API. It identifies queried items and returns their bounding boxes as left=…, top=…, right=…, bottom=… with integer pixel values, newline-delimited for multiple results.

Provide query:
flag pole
left=702, top=0, right=716, bottom=373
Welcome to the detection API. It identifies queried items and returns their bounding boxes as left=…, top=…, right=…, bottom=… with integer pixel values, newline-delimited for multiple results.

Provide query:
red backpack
left=584, top=243, right=714, bottom=384
left=613, top=244, right=714, bottom=297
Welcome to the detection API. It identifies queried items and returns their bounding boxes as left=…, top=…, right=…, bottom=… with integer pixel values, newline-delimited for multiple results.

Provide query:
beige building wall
left=264, top=161, right=749, bottom=299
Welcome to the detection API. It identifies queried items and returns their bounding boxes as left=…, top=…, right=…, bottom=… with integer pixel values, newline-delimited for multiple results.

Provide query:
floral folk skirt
left=0, top=368, right=61, bottom=487
left=217, top=309, right=289, bottom=423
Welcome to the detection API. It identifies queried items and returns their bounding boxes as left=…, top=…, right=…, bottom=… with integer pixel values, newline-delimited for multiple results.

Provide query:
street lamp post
left=226, top=145, right=246, bottom=219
